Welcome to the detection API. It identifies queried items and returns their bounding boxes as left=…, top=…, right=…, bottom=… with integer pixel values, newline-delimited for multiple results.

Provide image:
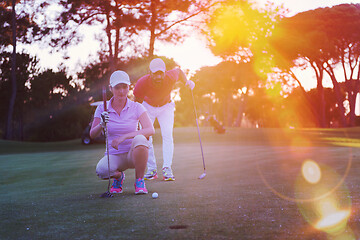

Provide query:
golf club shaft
left=102, top=86, right=111, bottom=192
left=191, top=90, right=206, bottom=171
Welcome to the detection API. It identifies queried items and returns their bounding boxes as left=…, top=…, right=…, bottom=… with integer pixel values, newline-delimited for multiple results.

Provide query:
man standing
left=133, top=58, right=195, bottom=181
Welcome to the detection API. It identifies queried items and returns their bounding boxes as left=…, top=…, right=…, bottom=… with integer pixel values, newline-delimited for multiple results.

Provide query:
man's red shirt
left=133, top=69, right=182, bottom=107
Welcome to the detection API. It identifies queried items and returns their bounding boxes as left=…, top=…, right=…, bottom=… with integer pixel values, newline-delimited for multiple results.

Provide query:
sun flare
left=316, top=210, right=351, bottom=230
left=301, top=160, right=321, bottom=184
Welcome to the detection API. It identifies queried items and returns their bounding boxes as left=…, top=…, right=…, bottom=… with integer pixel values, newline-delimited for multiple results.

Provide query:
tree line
left=1, top=0, right=360, bottom=141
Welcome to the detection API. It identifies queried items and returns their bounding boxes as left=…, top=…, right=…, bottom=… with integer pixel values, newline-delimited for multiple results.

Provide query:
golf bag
left=206, top=115, right=226, bottom=134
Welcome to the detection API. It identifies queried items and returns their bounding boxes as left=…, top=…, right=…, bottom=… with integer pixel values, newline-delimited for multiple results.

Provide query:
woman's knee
left=96, top=163, right=109, bottom=179
left=96, top=157, right=113, bottom=179
left=132, top=135, right=150, bottom=148
left=132, top=137, right=149, bottom=162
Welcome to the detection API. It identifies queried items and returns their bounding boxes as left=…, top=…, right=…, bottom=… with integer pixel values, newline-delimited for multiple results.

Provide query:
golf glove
left=185, top=80, right=195, bottom=90
left=100, top=111, right=109, bottom=128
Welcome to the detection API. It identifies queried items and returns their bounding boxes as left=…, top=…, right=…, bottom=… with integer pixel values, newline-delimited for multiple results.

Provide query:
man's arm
left=177, top=68, right=195, bottom=90
left=177, top=68, right=188, bottom=84
left=133, top=76, right=146, bottom=103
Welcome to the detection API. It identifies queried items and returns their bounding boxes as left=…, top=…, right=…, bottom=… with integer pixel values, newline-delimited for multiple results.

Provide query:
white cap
left=109, top=70, right=131, bottom=87
left=149, top=58, right=166, bottom=73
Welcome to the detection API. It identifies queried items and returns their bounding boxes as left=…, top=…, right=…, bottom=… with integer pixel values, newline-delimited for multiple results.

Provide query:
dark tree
left=54, top=0, right=210, bottom=70
left=1, top=1, right=50, bottom=139
left=271, top=4, right=360, bottom=127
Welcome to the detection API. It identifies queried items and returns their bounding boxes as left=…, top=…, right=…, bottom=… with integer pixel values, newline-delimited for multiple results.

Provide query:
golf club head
left=198, top=172, right=206, bottom=179
left=100, top=191, right=113, bottom=198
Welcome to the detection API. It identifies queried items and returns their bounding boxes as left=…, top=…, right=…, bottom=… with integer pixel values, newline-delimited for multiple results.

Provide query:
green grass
left=0, top=127, right=360, bottom=239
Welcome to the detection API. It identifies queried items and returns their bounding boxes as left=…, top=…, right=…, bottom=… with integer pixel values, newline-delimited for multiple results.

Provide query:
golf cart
left=81, top=101, right=105, bottom=145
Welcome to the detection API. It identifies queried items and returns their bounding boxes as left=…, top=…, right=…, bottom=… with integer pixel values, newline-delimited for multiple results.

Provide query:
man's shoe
left=144, top=169, right=158, bottom=180
left=110, top=172, right=125, bottom=193
left=134, top=178, right=148, bottom=194
left=162, top=167, right=175, bottom=181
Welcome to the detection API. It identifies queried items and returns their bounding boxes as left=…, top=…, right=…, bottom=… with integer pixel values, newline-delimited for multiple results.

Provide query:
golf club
left=190, top=89, right=206, bottom=179
left=100, top=86, right=113, bottom=198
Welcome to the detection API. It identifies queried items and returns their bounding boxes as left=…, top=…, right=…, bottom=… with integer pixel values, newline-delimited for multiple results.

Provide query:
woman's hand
left=111, top=136, right=127, bottom=150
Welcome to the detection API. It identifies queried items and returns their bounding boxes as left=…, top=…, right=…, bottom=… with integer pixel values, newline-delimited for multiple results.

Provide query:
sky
left=27, top=0, right=360, bottom=92
left=158, top=0, right=360, bottom=83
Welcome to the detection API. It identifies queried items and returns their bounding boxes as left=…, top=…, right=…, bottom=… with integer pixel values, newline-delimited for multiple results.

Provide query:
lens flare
left=316, top=210, right=351, bottom=231
left=301, top=160, right=321, bottom=184
left=254, top=130, right=354, bottom=238
left=256, top=152, right=352, bottom=203
left=313, top=197, right=351, bottom=236
left=295, top=164, right=352, bottom=237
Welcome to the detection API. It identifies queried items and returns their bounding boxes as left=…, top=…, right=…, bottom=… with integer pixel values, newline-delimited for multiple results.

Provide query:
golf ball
left=152, top=192, right=158, bottom=199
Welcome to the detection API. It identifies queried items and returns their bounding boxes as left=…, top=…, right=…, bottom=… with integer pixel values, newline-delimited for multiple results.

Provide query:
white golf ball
left=152, top=192, right=158, bottom=199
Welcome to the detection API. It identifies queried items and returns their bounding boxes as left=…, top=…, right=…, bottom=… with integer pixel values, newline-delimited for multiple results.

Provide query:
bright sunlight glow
left=314, top=198, right=351, bottom=234
left=316, top=210, right=351, bottom=230
left=301, top=160, right=321, bottom=184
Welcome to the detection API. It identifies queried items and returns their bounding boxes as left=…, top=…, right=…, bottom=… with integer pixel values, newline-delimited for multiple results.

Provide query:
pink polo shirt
left=94, top=97, right=147, bottom=155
